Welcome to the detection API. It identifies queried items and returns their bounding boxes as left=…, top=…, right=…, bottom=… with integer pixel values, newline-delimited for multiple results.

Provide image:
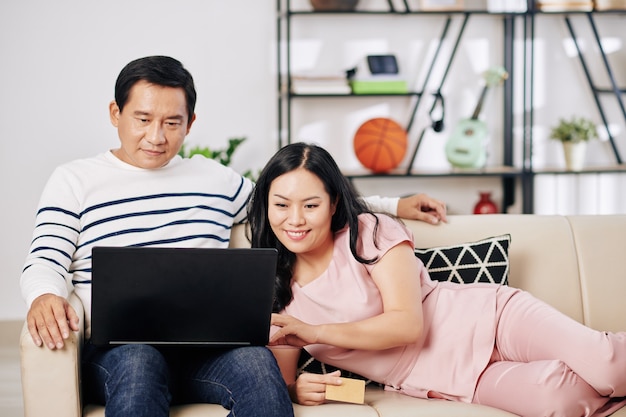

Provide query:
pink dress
left=277, top=214, right=626, bottom=416
left=281, top=214, right=519, bottom=402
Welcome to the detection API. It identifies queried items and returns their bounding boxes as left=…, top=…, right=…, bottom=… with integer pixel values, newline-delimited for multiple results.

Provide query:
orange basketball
left=353, top=118, right=408, bottom=173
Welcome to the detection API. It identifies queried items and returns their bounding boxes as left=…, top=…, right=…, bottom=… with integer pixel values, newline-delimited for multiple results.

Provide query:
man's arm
left=21, top=166, right=81, bottom=349
left=362, top=193, right=447, bottom=224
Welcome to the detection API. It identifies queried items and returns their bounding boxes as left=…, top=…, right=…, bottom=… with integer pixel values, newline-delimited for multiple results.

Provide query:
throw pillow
left=297, top=349, right=381, bottom=386
left=414, top=234, right=510, bottom=285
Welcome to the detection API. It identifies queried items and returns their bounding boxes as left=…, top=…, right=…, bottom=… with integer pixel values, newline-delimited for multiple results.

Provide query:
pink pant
left=473, top=290, right=626, bottom=417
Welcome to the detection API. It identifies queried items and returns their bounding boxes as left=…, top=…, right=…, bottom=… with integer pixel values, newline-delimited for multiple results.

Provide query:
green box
left=349, top=80, right=408, bottom=94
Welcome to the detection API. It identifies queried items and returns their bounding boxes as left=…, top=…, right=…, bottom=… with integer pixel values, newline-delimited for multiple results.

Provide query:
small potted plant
left=549, top=116, right=598, bottom=171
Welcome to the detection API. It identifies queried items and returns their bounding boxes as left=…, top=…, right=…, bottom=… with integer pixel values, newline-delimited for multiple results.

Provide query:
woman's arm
left=268, top=346, right=300, bottom=387
left=270, top=241, right=424, bottom=351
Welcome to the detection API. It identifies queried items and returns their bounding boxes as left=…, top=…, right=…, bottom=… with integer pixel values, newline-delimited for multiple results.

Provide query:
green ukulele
left=445, top=66, right=508, bottom=169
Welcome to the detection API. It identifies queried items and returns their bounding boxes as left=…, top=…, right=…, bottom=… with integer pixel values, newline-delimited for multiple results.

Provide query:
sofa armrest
left=20, top=292, right=85, bottom=417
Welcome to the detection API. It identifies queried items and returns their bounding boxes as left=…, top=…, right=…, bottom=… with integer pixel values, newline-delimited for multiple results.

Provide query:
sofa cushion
left=414, top=234, right=510, bottom=285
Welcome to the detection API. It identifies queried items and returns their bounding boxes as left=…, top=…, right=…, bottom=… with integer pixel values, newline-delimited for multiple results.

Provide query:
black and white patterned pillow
left=414, top=234, right=510, bottom=285
left=297, top=349, right=380, bottom=386
left=298, top=234, right=511, bottom=384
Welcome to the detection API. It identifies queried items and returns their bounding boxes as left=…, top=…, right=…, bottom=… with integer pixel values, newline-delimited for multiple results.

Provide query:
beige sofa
left=20, top=214, right=626, bottom=417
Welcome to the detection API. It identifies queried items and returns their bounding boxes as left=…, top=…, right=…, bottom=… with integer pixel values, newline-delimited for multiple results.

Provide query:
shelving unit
left=276, top=0, right=626, bottom=214
left=521, top=8, right=626, bottom=212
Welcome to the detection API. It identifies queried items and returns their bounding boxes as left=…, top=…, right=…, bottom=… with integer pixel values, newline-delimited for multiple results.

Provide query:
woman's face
left=267, top=168, right=336, bottom=257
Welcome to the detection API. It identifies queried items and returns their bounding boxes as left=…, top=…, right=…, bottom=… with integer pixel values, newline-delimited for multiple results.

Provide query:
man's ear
left=109, top=100, right=120, bottom=127
left=186, top=113, right=197, bottom=135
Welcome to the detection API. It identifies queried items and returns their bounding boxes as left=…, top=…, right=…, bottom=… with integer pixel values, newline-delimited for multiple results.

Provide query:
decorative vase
left=473, top=192, right=498, bottom=215
left=310, top=0, right=359, bottom=11
left=562, top=141, right=587, bottom=171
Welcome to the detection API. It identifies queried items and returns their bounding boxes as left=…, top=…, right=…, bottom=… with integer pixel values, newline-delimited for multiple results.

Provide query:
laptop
left=90, top=246, right=278, bottom=347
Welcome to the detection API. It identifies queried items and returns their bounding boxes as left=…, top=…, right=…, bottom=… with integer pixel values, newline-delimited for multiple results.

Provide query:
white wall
left=1, top=0, right=624, bottom=321
left=0, top=0, right=278, bottom=321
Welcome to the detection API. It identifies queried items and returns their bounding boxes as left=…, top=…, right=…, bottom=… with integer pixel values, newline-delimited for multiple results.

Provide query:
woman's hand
left=291, top=370, right=343, bottom=406
left=269, top=313, right=321, bottom=347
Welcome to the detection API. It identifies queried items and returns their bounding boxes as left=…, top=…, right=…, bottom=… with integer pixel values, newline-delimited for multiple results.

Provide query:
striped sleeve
left=21, top=166, right=80, bottom=306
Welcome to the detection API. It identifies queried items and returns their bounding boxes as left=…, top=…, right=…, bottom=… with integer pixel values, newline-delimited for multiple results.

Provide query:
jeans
left=82, top=343, right=294, bottom=417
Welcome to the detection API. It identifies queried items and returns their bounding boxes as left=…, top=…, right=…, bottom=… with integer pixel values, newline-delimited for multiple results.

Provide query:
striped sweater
left=20, top=151, right=254, bottom=336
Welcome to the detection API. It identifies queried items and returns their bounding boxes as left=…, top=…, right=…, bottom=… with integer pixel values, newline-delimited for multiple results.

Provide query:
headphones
left=429, top=92, right=446, bottom=133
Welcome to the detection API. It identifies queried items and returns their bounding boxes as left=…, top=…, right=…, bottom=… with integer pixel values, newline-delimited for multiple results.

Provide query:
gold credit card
left=325, top=377, right=366, bottom=404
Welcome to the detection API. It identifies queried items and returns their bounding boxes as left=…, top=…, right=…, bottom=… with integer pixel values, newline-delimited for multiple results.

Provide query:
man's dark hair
left=114, top=56, right=197, bottom=124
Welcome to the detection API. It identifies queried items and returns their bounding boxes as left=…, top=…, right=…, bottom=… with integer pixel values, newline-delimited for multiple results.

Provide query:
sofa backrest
left=229, top=223, right=251, bottom=249
left=229, top=214, right=626, bottom=332
left=394, top=214, right=585, bottom=325
left=567, top=215, right=626, bottom=332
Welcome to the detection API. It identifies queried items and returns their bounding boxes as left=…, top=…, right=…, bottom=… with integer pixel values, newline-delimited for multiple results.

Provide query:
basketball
left=353, top=117, right=408, bottom=173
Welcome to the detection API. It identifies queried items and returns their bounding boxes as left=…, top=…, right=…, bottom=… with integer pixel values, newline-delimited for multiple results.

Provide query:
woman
left=247, top=142, right=626, bottom=417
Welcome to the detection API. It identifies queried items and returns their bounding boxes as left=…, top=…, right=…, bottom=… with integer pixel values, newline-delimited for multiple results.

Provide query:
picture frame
left=419, top=0, right=464, bottom=10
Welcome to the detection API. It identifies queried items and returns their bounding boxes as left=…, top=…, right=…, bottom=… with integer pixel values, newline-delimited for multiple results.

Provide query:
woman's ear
left=331, top=197, right=339, bottom=215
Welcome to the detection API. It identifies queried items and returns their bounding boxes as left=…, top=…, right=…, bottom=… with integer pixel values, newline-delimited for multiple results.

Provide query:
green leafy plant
left=178, top=137, right=256, bottom=180
left=549, top=116, right=598, bottom=143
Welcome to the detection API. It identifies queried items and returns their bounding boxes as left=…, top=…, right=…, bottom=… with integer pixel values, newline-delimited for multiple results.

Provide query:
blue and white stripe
left=21, top=152, right=253, bottom=336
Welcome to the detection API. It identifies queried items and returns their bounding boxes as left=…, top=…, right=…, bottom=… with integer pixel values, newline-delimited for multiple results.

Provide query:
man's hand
left=27, top=294, right=79, bottom=350
left=397, top=193, right=447, bottom=224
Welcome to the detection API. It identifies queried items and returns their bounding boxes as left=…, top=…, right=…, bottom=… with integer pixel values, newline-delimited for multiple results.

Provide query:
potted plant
left=178, top=136, right=257, bottom=180
left=549, top=116, right=598, bottom=171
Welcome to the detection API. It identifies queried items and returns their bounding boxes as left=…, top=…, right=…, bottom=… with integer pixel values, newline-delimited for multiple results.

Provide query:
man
left=21, top=55, right=446, bottom=417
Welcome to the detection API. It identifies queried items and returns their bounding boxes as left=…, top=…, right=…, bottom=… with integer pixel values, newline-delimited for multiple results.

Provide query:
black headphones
left=429, top=92, right=446, bottom=133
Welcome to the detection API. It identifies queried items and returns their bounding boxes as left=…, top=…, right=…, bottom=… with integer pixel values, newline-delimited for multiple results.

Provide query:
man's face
left=109, top=80, right=196, bottom=169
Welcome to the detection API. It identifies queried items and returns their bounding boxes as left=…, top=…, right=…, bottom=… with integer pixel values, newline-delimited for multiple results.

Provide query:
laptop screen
left=90, top=246, right=277, bottom=347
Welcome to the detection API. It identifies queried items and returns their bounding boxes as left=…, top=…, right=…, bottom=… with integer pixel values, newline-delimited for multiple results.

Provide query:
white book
left=291, top=82, right=351, bottom=95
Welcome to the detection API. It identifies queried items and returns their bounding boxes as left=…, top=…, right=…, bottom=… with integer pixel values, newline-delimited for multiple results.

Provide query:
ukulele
left=444, top=66, right=508, bottom=169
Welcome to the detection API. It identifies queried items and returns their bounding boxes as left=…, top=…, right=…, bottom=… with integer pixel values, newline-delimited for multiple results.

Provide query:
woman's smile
left=284, top=229, right=310, bottom=241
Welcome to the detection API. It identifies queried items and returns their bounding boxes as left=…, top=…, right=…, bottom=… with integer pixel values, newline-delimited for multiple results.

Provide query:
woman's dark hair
left=114, top=56, right=197, bottom=124
left=248, top=142, right=380, bottom=312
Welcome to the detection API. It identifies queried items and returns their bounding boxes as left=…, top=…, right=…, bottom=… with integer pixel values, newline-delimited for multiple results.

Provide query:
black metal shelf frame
left=277, top=1, right=520, bottom=213
left=277, top=1, right=626, bottom=214
left=565, top=13, right=624, bottom=164
left=521, top=10, right=626, bottom=213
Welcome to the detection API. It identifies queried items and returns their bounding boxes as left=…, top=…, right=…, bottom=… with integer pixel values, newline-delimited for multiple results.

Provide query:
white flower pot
left=562, top=141, right=587, bottom=171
